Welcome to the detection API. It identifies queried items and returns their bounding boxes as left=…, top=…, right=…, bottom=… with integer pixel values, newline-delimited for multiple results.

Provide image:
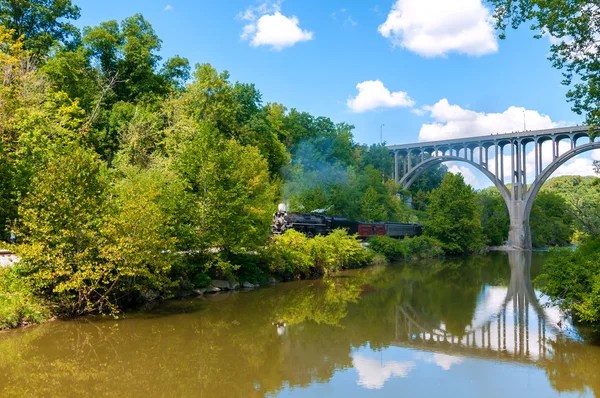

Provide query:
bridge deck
left=387, top=125, right=592, bottom=151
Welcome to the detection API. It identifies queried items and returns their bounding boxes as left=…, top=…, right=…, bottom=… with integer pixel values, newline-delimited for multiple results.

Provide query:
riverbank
left=0, top=231, right=449, bottom=331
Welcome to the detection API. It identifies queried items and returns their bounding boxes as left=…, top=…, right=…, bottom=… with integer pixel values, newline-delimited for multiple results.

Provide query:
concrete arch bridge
left=388, top=126, right=600, bottom=249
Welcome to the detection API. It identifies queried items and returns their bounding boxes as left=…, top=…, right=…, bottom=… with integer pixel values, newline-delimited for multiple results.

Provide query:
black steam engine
left=272, top=204, right=422, bottom=239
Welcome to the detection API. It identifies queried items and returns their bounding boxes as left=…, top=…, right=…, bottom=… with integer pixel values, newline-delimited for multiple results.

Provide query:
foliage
left=536, top=237, right=600, bottom=330
left=409, top=165, right=449, bottom=210
left=490, top=0, right=600, bottom=126
left=404, top=236, right=446, bottom=259
left=172, top=126, right=276, bottom=262
left=266, top=229, right=372, bottom=278
left=367, top=236, right=408, bottom=260
left=530, top=191, right=574, bottom=247
left=541, top=176, right=600, bottom=237
left=0, top=266, right=50, bottom=329
left=0, top=0, right=81, bottom=56
left=424, top=173, right=484, bottom=254
left=16, top=144, right=176, bottom=316
left=368, top=235, right=445, bottom=260
left=477, top=187, right=510, bottom=246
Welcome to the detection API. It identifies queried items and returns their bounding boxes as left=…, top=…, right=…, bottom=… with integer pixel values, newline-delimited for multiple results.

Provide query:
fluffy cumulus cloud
left=417, top=99, right=558, bottom=142
left=447, top=164, right=478, bottom=187
left=353, top=355, right=415, bottom=389
left=347, top=80, right=415, bottom=113
left=378, top=0, right=498, bottom=57
left=239, top=2, right=313, bottom=50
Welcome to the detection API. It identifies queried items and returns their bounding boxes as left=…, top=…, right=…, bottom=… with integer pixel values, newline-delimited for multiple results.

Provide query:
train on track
left=272, top=204, right=422, bottom=239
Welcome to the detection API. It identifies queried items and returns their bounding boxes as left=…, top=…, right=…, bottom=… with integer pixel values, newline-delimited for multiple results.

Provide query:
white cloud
left=239, top=2, right=313, bottom=50
left=164, top=4, right=173, bottom=11
left=238, top=1, right=281, bottom=21
left=418, top=99, right=558, bottom=142
left=347, top=80, right=415, bottom=113
left=378, top=0, right=498, bottom=57
left=448, top=164, right=478, bottom=187
left=353, top=355, right=415, bottom=389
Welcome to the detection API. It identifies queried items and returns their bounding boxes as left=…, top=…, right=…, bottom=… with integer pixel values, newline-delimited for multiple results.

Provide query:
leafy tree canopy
left=0, top=0, right=80, bottom=56
left=490, top=0, right=600, bottom=126
left=424, top=172, right=484, bottom=254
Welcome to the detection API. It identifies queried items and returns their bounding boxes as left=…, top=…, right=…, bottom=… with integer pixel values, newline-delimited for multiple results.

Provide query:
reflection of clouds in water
left=470, top=286, right=506, bottom=331
left=414, top=352, right=463, bottom=371
left=352, top=355, right=415, bottom=389
left=432, top=354, right=463, bottom=370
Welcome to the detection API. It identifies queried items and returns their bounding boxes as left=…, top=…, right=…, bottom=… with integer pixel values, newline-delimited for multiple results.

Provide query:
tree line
left=1, top=0, right=599, bottom=329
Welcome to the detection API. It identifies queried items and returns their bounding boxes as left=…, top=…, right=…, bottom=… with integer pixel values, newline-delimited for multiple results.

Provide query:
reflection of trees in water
left=0, top=253, right=598, bottom=397
left=544, top=335, right=600, bottom=396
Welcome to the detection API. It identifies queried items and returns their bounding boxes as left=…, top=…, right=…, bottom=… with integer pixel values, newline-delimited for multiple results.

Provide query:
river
left=0, top=251, right=599, bottom=397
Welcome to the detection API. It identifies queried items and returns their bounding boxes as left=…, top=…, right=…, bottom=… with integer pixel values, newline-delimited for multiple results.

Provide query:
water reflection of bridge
left=393, top=251, right=560, bottom=365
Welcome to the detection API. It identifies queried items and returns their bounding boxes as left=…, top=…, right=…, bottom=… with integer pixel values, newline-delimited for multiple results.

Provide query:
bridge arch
left=523, top=141, right=600, bottom=224
left=400, top=155, right=511, bottom=204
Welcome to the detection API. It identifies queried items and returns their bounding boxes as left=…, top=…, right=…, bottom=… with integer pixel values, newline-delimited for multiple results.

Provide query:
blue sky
left=73, top=0, right=598, bottom=187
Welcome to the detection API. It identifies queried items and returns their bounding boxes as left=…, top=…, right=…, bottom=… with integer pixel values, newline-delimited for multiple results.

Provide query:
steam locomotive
left=272, top=204, right=422, bottom=239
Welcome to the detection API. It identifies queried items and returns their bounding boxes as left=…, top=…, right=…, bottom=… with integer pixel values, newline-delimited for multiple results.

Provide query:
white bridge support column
left=508, top=200, right=532, bottom=250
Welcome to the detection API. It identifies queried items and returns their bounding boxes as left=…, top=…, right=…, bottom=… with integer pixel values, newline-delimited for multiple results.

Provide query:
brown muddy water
left=0, top=251, right=599, bottom=397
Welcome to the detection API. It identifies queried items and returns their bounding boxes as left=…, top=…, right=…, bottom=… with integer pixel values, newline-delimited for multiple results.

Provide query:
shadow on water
left=0, top=252, right=599, bottom=397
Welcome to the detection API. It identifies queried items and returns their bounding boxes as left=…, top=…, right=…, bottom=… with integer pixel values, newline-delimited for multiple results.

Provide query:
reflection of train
left=272, top=204, right=422, bottom=239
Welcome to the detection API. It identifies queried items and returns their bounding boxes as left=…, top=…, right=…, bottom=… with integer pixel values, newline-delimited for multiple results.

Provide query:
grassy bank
left=0, top=266, right=50, bottom=330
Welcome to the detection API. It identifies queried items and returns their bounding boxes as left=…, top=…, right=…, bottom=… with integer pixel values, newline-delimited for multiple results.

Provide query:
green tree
left=16, top=144, right=177, bottom=315
left=530, top=191, right=574, bottom=247
left=541, top=176, right=600, bottom=237
left=0, top=0, right=81, bottom=56
left=172, top=125, right=276, bottom=271
left=536, top=237, right=600, bottom=330
left=16, top=144, right=109, bottom=315
left=478, top=187, right=510, bottom=246
left=490, top=0, right=600, bottom=126
left=424, top=173, right=484, bottom=254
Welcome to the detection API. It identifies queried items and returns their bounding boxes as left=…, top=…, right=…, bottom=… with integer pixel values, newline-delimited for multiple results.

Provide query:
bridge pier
left=508, top=200, right=532, bottom=250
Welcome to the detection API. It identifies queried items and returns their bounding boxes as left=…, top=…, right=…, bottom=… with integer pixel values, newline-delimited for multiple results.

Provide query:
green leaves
left=537, top=237, right=600, bottom=330
left=424, top=173, right=484, bottom=255
left=266, top=229, right=371, bottom=277
left=0, top=0, right=81, bottom=56
left=490, top=0, right=600, bottom=126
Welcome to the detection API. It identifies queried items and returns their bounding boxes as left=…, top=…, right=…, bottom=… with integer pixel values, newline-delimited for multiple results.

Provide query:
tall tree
left=424, top=173, right=484, bottom=254
left=478, top=187, right=510, bottom=246
left=0, top=0, right=80, bottom=56
left=490, top=0, right=600, bottom=126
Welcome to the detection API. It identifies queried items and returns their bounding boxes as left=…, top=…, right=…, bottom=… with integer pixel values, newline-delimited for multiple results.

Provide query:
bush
left=404, top=236, right=445, bottom=259
left=368, top=236, right=407, bottom=260
left=266, top=229, right=372, bottom=278
left=368, top=235, right=445, bottom=261
left=17, top=146, right=177, bottom=316
left=536, top=237, right=600, bottom=330
left=0, top=266, right=50, bottom=329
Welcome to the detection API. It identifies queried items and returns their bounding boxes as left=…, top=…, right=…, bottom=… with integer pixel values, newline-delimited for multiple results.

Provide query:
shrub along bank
left=0, top=266, right=50, bottom=329
left=536, top=237, right=600, bottom=331
left=367, top=235, right=445, bottom=261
